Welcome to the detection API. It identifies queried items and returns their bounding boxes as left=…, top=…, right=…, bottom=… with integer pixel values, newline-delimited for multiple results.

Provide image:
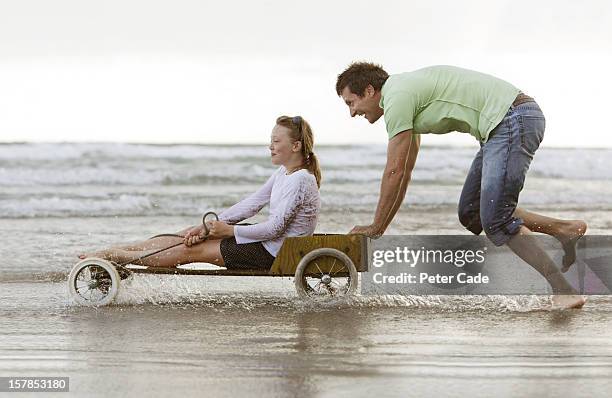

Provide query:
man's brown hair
left=335, top=61, right=389, bottom=97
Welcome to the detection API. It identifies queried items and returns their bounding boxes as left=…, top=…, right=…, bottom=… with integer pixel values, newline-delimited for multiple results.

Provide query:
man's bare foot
left=551, top=294, right=587, bottom=310
left=554, top=220, right=587, bottom=272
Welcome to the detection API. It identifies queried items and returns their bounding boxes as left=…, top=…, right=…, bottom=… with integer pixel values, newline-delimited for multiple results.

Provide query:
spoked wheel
left=68, top=258, right=121, bottom=306
left=294, top=248, right=358, bottom=300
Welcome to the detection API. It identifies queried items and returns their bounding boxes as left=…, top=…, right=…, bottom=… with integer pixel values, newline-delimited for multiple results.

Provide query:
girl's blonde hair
left=275, top=115, right=321, bottom=188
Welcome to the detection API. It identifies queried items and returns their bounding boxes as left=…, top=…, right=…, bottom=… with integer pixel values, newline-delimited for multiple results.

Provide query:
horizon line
left=1, top=141, right=611, bottom=150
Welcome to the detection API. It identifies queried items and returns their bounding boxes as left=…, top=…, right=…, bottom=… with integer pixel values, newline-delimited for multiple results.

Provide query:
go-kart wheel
left=294, top=248, right=358, bottom=300
left=68, top=258, right=121, bottom=306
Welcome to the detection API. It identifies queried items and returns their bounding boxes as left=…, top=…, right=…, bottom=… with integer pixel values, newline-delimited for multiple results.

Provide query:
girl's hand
left=207, top=221, right=234, bottom=240
left=184, top=225, right=205, bottom=247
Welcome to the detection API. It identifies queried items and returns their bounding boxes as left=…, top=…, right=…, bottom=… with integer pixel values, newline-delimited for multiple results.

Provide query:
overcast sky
left=1, top=0, right=611, bottom=147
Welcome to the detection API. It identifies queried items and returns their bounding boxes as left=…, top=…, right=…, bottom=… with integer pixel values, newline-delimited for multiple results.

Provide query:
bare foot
left=554, top=220, right=587, bottom=272
left=77, top=251, right=108, bottom=260
left=551, top=294, right=587, bottom=310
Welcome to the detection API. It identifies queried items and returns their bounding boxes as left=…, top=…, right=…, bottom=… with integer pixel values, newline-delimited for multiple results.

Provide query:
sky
left=0, top=0, right=611, bottom=147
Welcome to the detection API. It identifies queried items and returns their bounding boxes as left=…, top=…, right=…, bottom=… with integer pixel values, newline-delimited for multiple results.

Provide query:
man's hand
left=349, top=224, right=384, bottom=239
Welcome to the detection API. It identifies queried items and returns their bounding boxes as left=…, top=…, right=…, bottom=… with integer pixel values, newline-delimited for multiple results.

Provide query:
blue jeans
left=458, top=101, right=546, bottom=246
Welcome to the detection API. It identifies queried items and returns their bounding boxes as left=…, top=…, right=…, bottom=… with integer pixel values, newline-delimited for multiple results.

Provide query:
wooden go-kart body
left=68, top=234, right=370, bottom=306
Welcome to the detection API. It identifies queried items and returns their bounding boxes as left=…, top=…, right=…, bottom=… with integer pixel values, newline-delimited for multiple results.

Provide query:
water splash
left=59, top=272, right=557, bottom=312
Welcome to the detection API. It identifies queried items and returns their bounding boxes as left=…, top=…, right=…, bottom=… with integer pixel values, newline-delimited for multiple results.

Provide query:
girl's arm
left=217, top=168, right=279, bottom=224
left=232, top=174, right=314, bottom=243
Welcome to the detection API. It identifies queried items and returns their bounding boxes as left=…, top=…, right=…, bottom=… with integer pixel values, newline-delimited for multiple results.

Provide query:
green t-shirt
left=380, top=65, right=520, bottom=142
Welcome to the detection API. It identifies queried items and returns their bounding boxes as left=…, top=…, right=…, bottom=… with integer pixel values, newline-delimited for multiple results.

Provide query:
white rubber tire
left=294, top=248, right=358, bottom=300
left=68, top=258, right=121, bottom=306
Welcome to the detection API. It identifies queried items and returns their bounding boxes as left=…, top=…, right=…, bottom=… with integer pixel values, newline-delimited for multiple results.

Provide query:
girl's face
left=269, top=125, right=301, bottom=166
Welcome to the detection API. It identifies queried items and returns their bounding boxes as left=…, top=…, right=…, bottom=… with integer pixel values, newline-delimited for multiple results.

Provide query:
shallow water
left=1, top=144, right=611, bottom=396
left=2, top=213, right=612, bottom=397
left=2, top=280, right=612, bottom=397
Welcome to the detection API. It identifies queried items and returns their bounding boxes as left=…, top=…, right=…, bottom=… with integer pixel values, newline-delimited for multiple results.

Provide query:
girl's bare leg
left=95, top=239, right=224, bottom=268
left=513, top=208, right=587, bottom=270
left=78, top=226, right=196, bottom=259
left=111, top=226, right=195, bottom=251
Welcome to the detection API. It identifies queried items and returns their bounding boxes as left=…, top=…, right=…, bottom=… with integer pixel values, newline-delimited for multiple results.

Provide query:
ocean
left=1, top=143, right=611, bottom=397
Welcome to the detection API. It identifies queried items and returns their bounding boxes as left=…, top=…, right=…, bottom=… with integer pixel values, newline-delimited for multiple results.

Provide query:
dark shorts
left=458, top=101, right=545, bottom=246
left=220, top=237, right=275, bottom=270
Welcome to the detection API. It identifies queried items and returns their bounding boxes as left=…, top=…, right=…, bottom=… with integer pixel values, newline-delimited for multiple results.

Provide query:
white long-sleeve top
left=218, top=166, right=320, bottom=256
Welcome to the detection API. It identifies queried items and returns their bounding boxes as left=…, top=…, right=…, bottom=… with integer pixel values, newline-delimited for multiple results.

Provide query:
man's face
left=340, top=85, right=384, bottom=124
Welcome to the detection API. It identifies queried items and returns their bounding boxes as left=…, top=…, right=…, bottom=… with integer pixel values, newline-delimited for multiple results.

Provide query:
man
left=336, top=62, right=587, bottom=309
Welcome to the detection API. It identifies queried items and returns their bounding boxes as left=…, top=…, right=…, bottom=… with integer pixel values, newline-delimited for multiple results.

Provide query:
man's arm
left=350, top=130, right=420, bottom=237
left=378, top=132, right=420, bottom=232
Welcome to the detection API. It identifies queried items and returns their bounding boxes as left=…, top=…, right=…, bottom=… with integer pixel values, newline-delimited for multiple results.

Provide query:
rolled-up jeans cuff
left=487, top=217, right=524, bottom=246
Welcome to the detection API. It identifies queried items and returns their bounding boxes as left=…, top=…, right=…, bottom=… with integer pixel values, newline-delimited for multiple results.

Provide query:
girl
left=79, top=116, right=321, bottom=270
